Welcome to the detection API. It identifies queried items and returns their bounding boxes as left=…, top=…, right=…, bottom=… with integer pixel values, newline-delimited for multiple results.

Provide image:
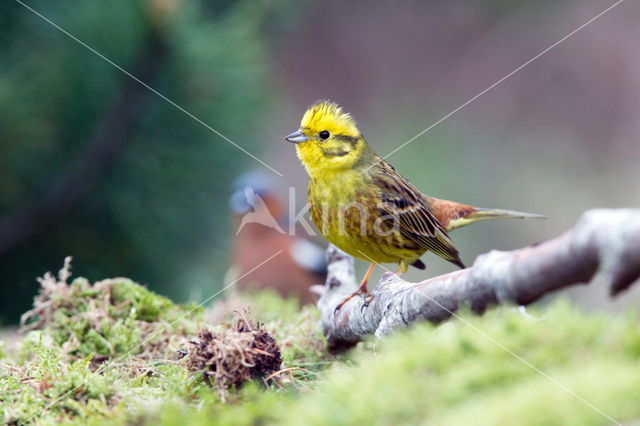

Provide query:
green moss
left=109, top=279, right=178, bottom=322
left=2, top=341, right=120, bottom=425
left=4, top=280, right=640, bottom=426
left=21, top=277, right=202, bottom=361
left=435, top=361, right=640, bottom=426
left=277, top=301, right=640, bottom=425
left=240, top=289, right=303, bottom=324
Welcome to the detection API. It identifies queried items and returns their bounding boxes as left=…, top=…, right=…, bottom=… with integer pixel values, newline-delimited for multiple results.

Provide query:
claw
left=334, top=288, right=370, bottom=315
left=333, top=289, right=369, bottom=315
left=363, top=293, right=374, bottom=306
left=360, top=294, right=374, bottom=313
left=333, top=263, right=376, bottom=316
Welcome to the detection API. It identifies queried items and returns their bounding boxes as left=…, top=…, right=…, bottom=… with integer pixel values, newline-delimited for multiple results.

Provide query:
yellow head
left=284, top=101, right=369, bottom=175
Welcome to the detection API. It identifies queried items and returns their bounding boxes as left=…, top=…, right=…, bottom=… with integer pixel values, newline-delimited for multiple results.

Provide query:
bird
left=284, top=100, right=546, bottom=310
left=228, top=170, right=327, bottom=304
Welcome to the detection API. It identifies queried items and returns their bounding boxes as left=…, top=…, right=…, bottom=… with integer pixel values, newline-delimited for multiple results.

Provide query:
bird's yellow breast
left=307, top=169, right=422, bottom=266
left=290, top=100, right=427, bottom=268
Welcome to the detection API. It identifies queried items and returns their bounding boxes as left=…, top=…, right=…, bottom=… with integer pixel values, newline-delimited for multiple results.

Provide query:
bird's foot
left=334, top=287, right=371, bottom=315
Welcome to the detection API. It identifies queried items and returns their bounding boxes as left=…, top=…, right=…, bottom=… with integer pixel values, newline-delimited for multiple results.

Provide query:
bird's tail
left=447, top=207, right=547, bottom=231
left=425, top=197, right=547, bottom=232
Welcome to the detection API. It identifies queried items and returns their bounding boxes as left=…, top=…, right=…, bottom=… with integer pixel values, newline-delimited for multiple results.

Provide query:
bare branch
left=317, top=209, right=640, bottom=350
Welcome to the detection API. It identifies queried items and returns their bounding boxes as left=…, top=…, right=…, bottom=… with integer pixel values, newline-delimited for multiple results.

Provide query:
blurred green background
left=1, top=0, right=639, bottom=324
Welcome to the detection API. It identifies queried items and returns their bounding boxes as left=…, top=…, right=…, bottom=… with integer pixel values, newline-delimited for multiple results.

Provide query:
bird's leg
left=396, top=260, right=409, bottom=276
left=334, top=263, right=376, bottom=313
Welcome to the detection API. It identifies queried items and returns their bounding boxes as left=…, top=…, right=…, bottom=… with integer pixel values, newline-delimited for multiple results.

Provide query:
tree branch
left=317, top=208, right=640, bottom=350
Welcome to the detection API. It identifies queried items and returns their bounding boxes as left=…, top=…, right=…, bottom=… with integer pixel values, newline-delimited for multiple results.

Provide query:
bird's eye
left=319, top=130, right=330, bottom=140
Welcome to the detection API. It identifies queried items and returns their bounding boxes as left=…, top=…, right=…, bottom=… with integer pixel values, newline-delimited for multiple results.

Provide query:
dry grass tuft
left=184, top=313, right=282, bottom=400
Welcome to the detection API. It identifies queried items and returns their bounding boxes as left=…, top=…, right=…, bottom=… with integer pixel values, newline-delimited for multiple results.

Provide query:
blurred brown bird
left=228, top=171, right=326, bottom=304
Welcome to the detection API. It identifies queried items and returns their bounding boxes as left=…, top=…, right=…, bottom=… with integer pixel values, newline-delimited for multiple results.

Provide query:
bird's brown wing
left=371, top=161, right=465, bottom=268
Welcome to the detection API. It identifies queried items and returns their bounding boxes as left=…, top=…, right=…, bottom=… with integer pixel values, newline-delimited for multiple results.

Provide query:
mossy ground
left=1, top=268, right=639, bottom=425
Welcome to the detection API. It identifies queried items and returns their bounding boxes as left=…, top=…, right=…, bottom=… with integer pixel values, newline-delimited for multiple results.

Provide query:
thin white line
left=365, top=0, right=625, bottom=172
left=14, top=0, right=283, bottom=177
left=354, top=250, right=621, bottom=425
left=19, top=250, right=283, bottom=426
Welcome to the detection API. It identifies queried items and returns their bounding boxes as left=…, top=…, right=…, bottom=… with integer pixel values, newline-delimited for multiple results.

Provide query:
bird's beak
left=284, top=130, right=309, bottom=144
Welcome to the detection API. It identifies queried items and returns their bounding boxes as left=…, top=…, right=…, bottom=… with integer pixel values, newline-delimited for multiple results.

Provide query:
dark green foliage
left=0, top=0, right=296, bottom=323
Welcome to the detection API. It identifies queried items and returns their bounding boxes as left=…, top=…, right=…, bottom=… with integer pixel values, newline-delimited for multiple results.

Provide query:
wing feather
left=371, top=161, right=465, bottom=268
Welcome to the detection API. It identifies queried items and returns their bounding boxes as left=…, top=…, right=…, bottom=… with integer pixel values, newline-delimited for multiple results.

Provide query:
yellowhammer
left=285, top=100, right=544, bottom=310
